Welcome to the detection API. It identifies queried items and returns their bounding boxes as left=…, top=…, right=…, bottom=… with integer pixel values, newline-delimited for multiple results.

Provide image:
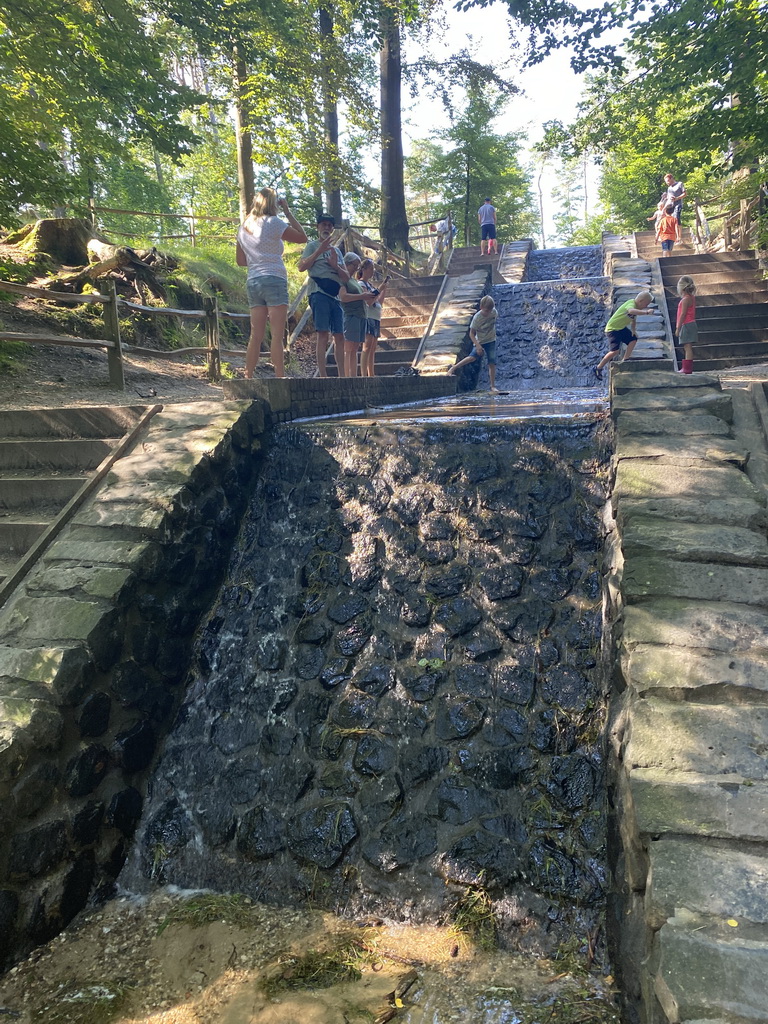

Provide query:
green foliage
left=406, top=82, right=537, bottom=245
left=260, top=937, right=365, bottom=997
left=451, top=878, right=498, bottom=950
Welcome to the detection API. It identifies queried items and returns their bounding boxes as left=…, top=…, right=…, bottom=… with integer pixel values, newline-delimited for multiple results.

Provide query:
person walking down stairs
left=675, top=275, right=697, bottom=374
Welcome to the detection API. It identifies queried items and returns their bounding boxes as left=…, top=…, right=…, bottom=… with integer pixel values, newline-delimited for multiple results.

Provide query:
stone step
left=0, top=406, right=143, bottom=440
left=621, top=515, right=766, bottom=565
left=0, top=519, right=48, bottom=555
left=623, top=554, right=768, bottom=605
left=615, top=410, right=732, bottom=437
left=616, top=435, right=748, bottom=468
left=0, top=439, right=115, bottom=472
left=0, top=477, right=84, bottom=509
left=613, top=460, right=759, bottom=506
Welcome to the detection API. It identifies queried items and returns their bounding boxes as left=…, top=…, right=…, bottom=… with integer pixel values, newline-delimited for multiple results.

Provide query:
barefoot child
left=595, top=291, right=654, bottom=378
left=449, top=295, right=499, bottom=392
left=676, top=275, right=697, bottom=374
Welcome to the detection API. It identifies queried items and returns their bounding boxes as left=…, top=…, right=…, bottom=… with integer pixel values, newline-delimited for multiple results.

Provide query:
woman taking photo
left=236, top=187, right=307, bottom=378
left=357, top=258, right=389, bottom=377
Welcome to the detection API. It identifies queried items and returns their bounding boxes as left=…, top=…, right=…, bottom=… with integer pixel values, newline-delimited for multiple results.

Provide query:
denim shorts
left=365, top=318, right=381, bottom=339
left=661, top=239, right=675, bottom=252
left=344, top=314, right=367, bottom=345
left=246, top=274, right=288, bottom=307
left=310, top=291, right=343, bottom=335
left=470, top=341, right=496, bottom=364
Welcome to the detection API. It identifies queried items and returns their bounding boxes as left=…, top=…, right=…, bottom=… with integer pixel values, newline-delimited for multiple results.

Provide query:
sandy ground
left=0, top=891, right=618, bottom=1024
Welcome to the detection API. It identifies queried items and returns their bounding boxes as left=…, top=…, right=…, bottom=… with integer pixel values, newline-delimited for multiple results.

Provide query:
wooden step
left=0, top=406, right=144, bottom=439
left=0, top=438, right=115, bottom=471
left=0, top=476, right=83, bottom=509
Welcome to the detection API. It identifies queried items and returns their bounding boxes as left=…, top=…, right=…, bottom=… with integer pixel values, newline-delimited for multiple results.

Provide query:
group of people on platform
left=236, top=187, right=388, bottom=379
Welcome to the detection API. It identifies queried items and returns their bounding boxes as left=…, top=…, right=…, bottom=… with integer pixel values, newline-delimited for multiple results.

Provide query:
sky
left=400, top=0, right=605, bottom=244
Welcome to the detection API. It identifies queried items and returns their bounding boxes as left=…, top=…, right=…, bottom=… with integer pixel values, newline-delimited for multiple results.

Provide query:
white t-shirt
left=237, top=216, right=287, bottom=279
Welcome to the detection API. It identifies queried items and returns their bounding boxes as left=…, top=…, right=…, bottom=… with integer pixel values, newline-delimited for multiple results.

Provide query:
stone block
left=0, top=697, right=64, bottom=780
left=0, top=597, right=121, bottom=669
left=624, top=644, right=768, bottom=702
left=73, top=501, right=169, bottom=535
left=612, top=390, right=733, bottom=419
left=615, top=435, right=748, bottom=467
left=614, top=411, right=733, bottom=436
left=613, top=461, right=760, bottom=505
left=613, top=371, right=721, bottom=392
left=631, top=769, right=768, bottom=841
left=654, top=911, right=768, bottom=1022
left=624, top=598, right=768, bottom=654
left=42, top=536, right=157, bottom=569
left=615, top=496, right=768, bottom=531
left=621, top=518, right=768, bottom=566
left=622, top=555, right=768, bottom=606
left=648, top=837, right=768, bottom=930
left=26, top=566, right=135, bottom=599
left=625, top=698, right=768, bottom=778
left=0, top=645, right=93, bottom=705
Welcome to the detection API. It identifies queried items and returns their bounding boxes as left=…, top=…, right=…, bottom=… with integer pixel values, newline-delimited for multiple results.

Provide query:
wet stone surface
left=125, top=417, right=610, bottom=953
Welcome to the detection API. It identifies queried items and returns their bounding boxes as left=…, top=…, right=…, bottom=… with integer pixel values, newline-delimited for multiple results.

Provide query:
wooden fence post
left=103, top=280, right=125, bottom=390
left=204, top=297, right=221, bottom=380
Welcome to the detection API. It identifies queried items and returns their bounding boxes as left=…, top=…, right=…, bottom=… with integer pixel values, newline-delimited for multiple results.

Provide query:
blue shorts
left=661, top=239, right=675, bottom=252
left=344, top=314, right=367, bottom=344
left=606, top=326, right=634, bottom=351
left=310, top=291, right=343, bottom=335
left=481, top=224, right=496, bottom=240
left=365, top=319, right=381, bottom=339
left=246, top=274, right=288, bottom=307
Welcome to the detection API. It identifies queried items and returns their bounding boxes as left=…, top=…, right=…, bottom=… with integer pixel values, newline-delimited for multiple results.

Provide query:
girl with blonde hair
left=236, top=187, right=307, bottom=378
left=675, top=276, right=697, bottom=374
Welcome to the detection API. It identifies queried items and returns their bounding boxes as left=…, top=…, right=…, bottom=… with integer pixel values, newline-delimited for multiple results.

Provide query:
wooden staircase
left=0, top=406, right=146, bottom=589
left=327, top=274, right=443, bottom=377
left=658, top=251, right=768, bottom=371
left=634, top=228, right=695, bottom=260
left=445, top=245, right=499, bottom=279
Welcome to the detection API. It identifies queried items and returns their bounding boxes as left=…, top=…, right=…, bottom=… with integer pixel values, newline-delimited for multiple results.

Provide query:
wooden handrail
left=0, top=331, right=114, bottom=349
left=0, top=278, right=109, bottom=303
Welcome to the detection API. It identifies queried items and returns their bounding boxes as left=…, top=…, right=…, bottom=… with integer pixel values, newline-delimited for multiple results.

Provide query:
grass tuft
left=156, top=893, right=255, bottom=934
left=260, top=936, right=367, bottom=997
left=451, top=878, right=497, bottom=951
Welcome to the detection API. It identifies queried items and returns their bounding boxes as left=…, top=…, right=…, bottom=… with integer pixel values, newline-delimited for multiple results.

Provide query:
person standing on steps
left=675, top=275, right=697, bottom=374
left=663, top=173, right=686, bottom=224
left=236, top=188, right=307, bottom=379
left=298, top=213, right=350, bottom=377
left=339, top=252, right=375, bottom=377
left=657, top=204, right=681, bottom=257
left=448, top=295, right=499, bottom=392
left=357, top=258, right=389, bottom=377
left=595, top=291, right=654, bottom=379
left=478, top=199, right=497, bottom=256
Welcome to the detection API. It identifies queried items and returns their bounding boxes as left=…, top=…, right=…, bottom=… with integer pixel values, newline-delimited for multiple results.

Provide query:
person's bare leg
left=245, top=306, right=268, bottom=378
left=596, top=350, right=618, bottom=372
left=267, top=305, right=287, bottom=377
left=316, top=330, right=330, bottom=377
left=489, top=363, right=496, bottom=388
left=361, top=342, right=371, bottom=377
left=448, top=354, right=478, bottom=375
left=333, top=333, right=346, bottom=377
left=623, top=337, right=638, bottom=360
left=480, top=240, right=487, bottom=255
left=346, top=342, right=358, bottom=377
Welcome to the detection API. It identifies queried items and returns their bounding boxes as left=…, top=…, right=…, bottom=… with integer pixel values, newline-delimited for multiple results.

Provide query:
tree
left=0, top=0, right=203, bottom=225
left=406, top=83, right=536, bottom=246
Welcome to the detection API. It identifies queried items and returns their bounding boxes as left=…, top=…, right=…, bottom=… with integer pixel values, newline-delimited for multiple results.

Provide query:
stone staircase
left=445, top=245, right=499, bottom=279
left=0, top=406, right=145, bottom=589
left=327, top=274, right=443, bottom=376
left=633, top=228, right=695, bottom=260
left=608, top=253, right=671, bottom=369
left=658, top=251, right=768, bottom=371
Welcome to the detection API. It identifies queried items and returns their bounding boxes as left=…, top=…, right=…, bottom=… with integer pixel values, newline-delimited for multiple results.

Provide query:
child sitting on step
left=594, top=291, right=654, bottom=379
left=675, top=276, right=697, bottom=374
left=449, top=295, right=499, bottom=392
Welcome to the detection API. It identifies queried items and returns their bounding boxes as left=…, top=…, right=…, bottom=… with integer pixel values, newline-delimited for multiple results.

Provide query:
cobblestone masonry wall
left=123, top=417, right=613, bottom=959
left=0, top=400, right=269, bottom=968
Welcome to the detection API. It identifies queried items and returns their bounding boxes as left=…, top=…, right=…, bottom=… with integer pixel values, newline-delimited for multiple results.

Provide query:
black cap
left=316, top=213, right=335, bottom=225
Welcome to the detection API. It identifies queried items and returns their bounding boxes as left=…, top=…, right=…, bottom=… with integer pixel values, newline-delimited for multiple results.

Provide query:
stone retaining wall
left=223, top=374, right=457, bottom=420
left=0, top=400, right=267, bottom=968
left=605, top=366, right=768, bottom=1022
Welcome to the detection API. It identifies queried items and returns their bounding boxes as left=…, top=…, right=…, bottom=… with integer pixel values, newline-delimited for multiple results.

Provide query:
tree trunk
left=319, top=7, right=343, bottom=222
left=379, top=5, right=410, bottom=253
left=233, top=47, right=255, bottom=222
left=464, top=154, right=471, bottom=245
left=538, top=163, right=547, bottom=249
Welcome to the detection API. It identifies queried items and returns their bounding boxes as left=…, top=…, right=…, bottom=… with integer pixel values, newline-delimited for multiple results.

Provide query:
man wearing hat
left=298, top=213, right=350, bottom=377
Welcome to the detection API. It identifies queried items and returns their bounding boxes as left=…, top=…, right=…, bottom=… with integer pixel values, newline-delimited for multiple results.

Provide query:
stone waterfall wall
left=127, top=417, right=612, bottom=952
left=0, top=401, right=267, bottom=969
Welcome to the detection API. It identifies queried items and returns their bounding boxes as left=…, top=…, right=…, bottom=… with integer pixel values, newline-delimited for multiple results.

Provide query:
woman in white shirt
left=236, top=187, right=307, bottom=378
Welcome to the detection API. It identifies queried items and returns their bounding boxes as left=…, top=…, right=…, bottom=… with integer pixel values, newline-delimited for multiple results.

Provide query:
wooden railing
left=693, top=184, right=766, bottom=253
left=0, top=278, right=245, bottom=388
